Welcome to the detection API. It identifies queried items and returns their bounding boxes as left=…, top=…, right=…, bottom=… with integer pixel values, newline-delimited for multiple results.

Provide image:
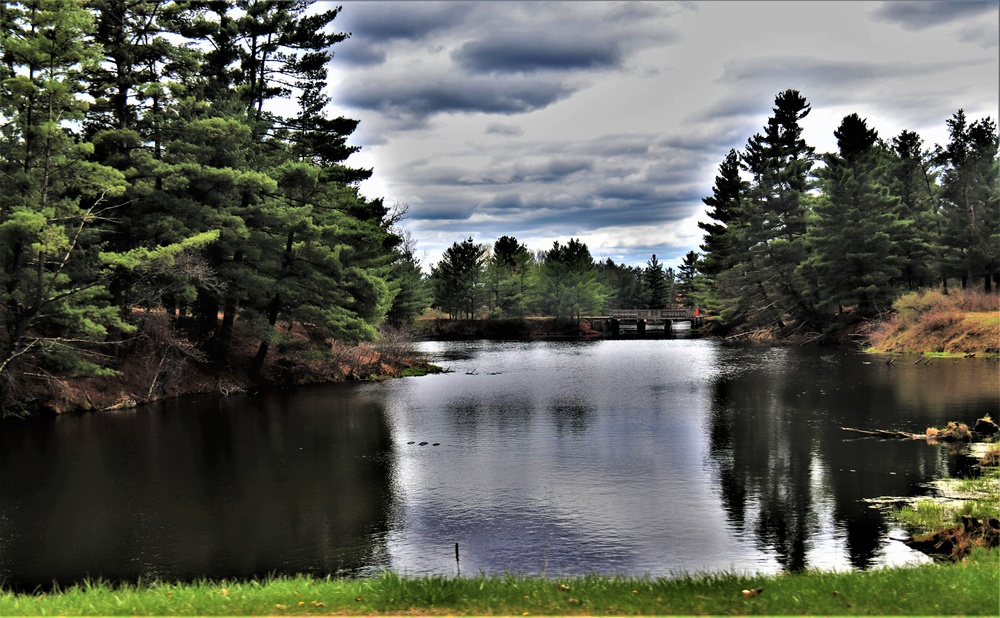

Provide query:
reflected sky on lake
left=3, top=340, right=997, bottom=589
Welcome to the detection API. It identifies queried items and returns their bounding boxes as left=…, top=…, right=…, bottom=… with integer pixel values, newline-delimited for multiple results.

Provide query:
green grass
left=892, top=464, right=1000, bottom=533
left=3, top=553, right=998, bottom=616
left=399, top=365, right=444, bottom=377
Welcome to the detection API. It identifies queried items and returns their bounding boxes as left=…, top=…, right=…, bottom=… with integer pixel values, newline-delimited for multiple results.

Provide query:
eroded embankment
left=16, top=317, right=436, bottom=416
left=865, top=289, right=1000, bottom=356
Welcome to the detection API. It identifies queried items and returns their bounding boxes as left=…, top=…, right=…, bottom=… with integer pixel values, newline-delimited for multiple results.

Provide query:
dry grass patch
left=867, top=289, right=1000, bottom=355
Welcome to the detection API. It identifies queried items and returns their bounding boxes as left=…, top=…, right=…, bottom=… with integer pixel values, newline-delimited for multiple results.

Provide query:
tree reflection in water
left=0, top=386, right=397, bottom=591
left=707, top=347, right=955, bottom=571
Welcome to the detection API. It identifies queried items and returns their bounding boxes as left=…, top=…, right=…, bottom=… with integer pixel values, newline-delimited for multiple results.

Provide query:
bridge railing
left=608, top=307, right=694, bottom=319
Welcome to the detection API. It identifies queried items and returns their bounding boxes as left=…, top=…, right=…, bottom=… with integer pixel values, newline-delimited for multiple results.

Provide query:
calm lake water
left=1, top=340, right=998, bottom=590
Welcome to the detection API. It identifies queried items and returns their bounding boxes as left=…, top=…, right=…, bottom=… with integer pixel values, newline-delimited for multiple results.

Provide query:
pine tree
left=385, top=228, right=431, bottom=327
left=677, top=250, right=701, bottom=309
left=487, top=235, right=531, bottom=318
left=0, top=0, right=132, bottom=407
left=84, top=0, right=206, bottom=311
left=698, top=149, right=746, bottom=278
left=803, top=114, right=903, bottom=316
left=533, top=239, right=606, bottom=319
left=713, top=90, right=817, bottom=333
left=430, top=238, right=487, bottom=319
left=935, top=110, right=999, bottom=291
left=887, top=129, right=941, bottom=290
left=595, top=258, right=644, bottom=310
left=643, top=254, right=670, bottom=309
left=160, top=0, right=391, bottom=367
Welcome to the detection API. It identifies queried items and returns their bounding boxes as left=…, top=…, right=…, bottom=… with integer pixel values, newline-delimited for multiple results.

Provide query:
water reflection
left=0, top=387, right=396, bottom=591
left=2, top=341, right=997, bottom=588
left=705, top=346, right=992, bottom=571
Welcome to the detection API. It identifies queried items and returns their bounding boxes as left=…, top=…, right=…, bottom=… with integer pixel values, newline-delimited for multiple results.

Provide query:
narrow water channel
left=1, top=340, right=996, bottom=590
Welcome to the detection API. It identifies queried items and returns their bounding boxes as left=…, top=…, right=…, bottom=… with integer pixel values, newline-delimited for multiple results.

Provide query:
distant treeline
left=426, top=236, right=697, bottom=320
left=427, top=90, right=999, bottom=333
left=694, top=89, right=998, bottom=338
left=0, top=1, right=427, bottom=412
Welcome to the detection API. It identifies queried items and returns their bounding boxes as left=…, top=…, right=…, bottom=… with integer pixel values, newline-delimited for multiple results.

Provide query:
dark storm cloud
left=722, top=56, right=965, bottom=87
left=450, top=7, right=681, bottom=75
left=402, top=139, right=706, bottom=237
left=488, top=192, right=693, bottom=232
left=333, top=2, right=475, bottom=67
left=870, top=1, right=997, bottom=31
left=406, top=155, right=592, bottom=187
left=957, top=22, right=1000, bottom=48
left=478, top=193, right=528, bottom=213
left=507, top=158, right=594, bottom=184
left=340, top=74, right=576, bottom=119
left=454, top=34, right=626, bottom=74
left=485, top=122, right=524, bottom=137
left=339, top=1, right=473, bottom=42
left=334, top=43, right=386, bottom=67
left=333, top=1, right=684, bottom=123
left=408, top=198, right=474, bottom=221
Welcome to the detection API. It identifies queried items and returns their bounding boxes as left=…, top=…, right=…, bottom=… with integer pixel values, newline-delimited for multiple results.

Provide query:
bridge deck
left=582, top=308, right=703, bottom=334
left=606, top=308, right=697, bottom=320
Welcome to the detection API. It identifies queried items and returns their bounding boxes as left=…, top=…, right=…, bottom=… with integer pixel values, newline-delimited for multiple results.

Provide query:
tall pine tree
left=935, top=110, right=999, bottom=291
left=0, top=0, right=131, bottom=407
left=803, top=114, right=903, bottom=317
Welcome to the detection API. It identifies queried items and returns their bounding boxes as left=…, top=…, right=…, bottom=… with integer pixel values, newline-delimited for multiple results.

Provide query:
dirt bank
left=864, top=289, right=1000, bottom=356
left=18, top=317, right=436, bottom=416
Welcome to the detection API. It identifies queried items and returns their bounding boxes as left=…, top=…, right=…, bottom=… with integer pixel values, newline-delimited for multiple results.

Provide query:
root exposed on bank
left=906, top=516, right=1000, bottom=561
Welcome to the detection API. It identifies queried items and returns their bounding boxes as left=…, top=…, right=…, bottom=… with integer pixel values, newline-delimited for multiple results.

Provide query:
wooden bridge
left=584, top=307, right=703, bottom=336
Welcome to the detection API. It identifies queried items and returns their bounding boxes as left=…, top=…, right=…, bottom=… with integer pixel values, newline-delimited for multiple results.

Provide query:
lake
left=1, top=339, right=997, bottom=590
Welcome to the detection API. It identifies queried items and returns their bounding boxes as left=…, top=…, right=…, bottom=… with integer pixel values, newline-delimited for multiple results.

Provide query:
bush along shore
left=852, top=412, right=998, bottom=589
left=10, top=321, right=439, bottom=417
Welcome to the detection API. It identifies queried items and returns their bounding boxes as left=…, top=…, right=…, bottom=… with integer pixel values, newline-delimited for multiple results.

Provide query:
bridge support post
left=610, top=319, right=620, bottom=337
left=637, top=319, right=646, bottom=336
left=665, top=320, right=672, bottom=335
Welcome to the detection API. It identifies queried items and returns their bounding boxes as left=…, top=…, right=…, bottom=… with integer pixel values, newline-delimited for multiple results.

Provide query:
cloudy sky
left=323, top=1, right=998, bottom=271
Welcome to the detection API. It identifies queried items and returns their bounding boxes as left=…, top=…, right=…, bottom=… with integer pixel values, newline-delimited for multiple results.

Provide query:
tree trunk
left=217, top=250, right=245, bottom=368
left=251, top=292, right=282, bottom=376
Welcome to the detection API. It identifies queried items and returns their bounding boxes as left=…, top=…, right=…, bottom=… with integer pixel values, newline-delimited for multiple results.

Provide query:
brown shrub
left=893, top=289, right=951, bottom=320
left=925, top=421, right=972, bottom=442
left=917, top=308, right=961, bottom=333
left=952, top=289, right=1000, bottom=313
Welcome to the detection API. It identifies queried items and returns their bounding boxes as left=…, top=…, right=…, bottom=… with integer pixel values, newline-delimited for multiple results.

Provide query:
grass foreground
left=2, top=550, right=998, bottom=616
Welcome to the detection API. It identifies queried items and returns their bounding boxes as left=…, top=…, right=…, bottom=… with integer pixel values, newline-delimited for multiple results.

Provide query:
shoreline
left=3, top=549, right=997, bottom=614
left=863, top=290, right=999, bottom=357
left=12, top=296, right=998, bottom=417
left=6, top=340, right=439, bottom=419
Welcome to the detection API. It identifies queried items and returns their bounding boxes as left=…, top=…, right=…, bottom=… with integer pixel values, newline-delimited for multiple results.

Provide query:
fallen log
left=841, top=427, right=925, bottom=439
